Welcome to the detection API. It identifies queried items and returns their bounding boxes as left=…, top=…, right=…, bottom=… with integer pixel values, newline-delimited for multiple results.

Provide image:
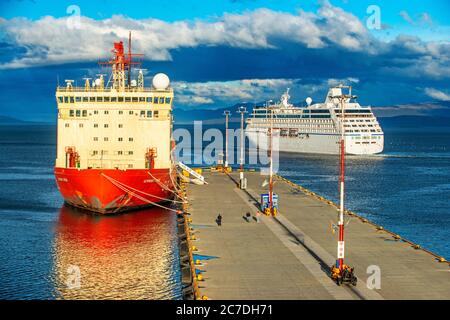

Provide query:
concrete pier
left=185, top=170, right=450, bottom=300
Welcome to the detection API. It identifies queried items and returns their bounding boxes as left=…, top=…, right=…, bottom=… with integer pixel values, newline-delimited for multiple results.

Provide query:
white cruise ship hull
left=246, top=129, right=384, bottom=155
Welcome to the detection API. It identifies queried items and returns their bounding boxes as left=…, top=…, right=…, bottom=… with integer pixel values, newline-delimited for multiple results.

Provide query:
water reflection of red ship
left=52, top=205, right=181, bottom=299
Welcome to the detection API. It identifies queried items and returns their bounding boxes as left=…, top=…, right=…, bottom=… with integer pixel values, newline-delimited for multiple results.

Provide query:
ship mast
left=99, top=32, right=143, bottom=91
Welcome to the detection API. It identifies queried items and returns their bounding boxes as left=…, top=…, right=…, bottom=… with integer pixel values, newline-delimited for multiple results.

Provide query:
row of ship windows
left=254, top=115, right=331, bottom=119
left=257, top=119, right=332, bottom=123
left=92, top=137, right=134, bottom=142
left=346, top=129, right=381, bottom=133
left=253, top=109, right=331, bottom=114
left=351, top=136, right=382, bottom=139
left=68, top=109, right=159, bottom=118
left=91, top=150, right=134, bottom=155
left=345, top=119, right=376, bottom=123
left=58, top=96, right=172, bottom=104
left=344, top=124, right=379, bottom=128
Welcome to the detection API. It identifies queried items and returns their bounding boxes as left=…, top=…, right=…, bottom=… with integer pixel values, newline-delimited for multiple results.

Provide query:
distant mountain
left=0, top=116, right=50, bottom=125
left=173, top=102, right=256, bottom=125
left=0, top=116, right=27, bottom=125
left=378, top=115, right=450, bottom=130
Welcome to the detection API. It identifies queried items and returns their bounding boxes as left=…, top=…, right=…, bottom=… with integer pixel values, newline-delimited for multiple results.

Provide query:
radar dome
left=152, top=73, right=170, bottom=90
left=306, top=97, right=312, bottom=106
left=94, top=78, right=102, bottom=86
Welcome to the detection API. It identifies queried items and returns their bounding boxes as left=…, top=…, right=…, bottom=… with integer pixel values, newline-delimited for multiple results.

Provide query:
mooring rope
left=147, top=171, right=184, bottom=200
left=102, top=173, right=186, bottom=204
left=101, top=173, right=183, bottom=214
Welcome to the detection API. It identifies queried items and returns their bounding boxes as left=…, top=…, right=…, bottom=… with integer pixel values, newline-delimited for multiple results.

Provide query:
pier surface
left=186, top=170, right=450, bottom=300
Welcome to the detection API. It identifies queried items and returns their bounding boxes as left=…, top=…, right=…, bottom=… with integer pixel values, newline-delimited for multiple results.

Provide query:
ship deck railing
left=56, top=86, right=173, bottom=94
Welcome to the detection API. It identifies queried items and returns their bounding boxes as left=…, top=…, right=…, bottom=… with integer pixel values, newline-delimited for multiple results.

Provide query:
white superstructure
left=246, top=86, right=384, bottom=155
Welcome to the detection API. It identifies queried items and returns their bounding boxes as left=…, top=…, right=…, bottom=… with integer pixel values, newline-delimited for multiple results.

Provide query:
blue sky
left=0, top=0, right=449, bottom=121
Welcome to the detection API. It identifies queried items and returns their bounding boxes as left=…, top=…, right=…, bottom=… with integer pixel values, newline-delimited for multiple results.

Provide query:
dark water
left=278, top=130, right=450, bottom=259
left=0, top=126, right=182, bottom=299
left=0, top=125, right=449, bottom=299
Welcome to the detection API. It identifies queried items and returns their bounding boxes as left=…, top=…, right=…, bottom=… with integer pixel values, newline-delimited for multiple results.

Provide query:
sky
left=0, top=0, right=449, bottom=121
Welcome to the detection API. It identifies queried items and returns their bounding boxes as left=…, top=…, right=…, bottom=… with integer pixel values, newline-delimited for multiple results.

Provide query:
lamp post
left=223, top=110, right=230, bottom=168
left=330, top=86, right=356, bottom=272
left=237, top=106, right=247, bottom=188
left=266, top=100, right=275, bottom=216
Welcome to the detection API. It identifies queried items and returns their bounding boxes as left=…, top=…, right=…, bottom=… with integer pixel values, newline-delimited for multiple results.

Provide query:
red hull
left=54, top=167, right=175, bottom=214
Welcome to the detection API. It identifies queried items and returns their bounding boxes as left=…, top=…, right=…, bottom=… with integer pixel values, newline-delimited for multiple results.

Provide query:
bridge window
left=118, top=137, right=123, bottom=142
left=58, top=97, right=63, bottom=103
left=118, top=110, right=123, bottom=115
left=89, top=97, right=95, bottom=102
left=83, top=97, right=88, bottom=102
left=165, top=97, right=171, bottom=104
left=129, top=137, right=134, bottom=141
left=76, top=110, right=81, bottom=117
left=104, top=97, right=110, bottom=102
left=129, top=110, right=134, bottom=115
left=146, top=97, right=152, bottom=102
left=97, top=97, right=103, bottom=102
left=93, top=137, right=98, bottom=141
left=75, top=97, right=81, bottom=102
left=132, top=97, right=138, bottom=102
left=104, top=110, right=109, bottom=115
left=154, top=111, right=159, bottom=118
left=94, top=124, right=98, bottom=128
left=118, top=124, right=123, bottom=128
left=111, top=97, right=117, bottom=102
left=104, top=137, right=109, bottom=141
left=82, top=110, right=87, bottom=117
left=118, top=97, right=124, bottom=102
left=139, top=97, right=145, bottom=102
left=140, top=110, right=145, bottom=116
left=159, top=97, right=164, bottom=104
left=128, top=151, right=134, bottom=155
left=153, top=97, right=159, bottom=104
left=70, top=110, right=75, bottom=117
left=65, top=123, right=70, bottom=128
left=147, top=110, right=152, bottom=117
left=125, top=97, right=131, bottom=102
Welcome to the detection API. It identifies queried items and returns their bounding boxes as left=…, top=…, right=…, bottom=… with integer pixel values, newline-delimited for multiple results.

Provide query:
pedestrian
left=245, top=211, right=251, bottom=222
left=255, top=211, right=261, bottom=223
left=216, top=213, right=222, bottom=226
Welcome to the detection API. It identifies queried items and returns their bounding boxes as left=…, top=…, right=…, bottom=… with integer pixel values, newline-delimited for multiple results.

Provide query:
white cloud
left=172, top=77, right=353, bottom=107
left=0, top=3, right=373, bottom=69
left=424, top=88, right=450, bottom=101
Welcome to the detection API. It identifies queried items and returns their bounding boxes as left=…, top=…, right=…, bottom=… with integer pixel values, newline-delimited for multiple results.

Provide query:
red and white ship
left=54, top=35, right=176, bottom=214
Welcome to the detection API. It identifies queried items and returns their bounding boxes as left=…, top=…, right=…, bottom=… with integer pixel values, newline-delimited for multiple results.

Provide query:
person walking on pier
left=216, top=213, right=222, bottom=226
left=255, top=211, right=261, bottom=223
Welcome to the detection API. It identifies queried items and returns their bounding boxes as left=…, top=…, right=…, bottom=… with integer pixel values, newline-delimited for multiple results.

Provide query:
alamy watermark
left=66, top=264, right=81, bottom=289
left=173, top=121, right=280, bottom=176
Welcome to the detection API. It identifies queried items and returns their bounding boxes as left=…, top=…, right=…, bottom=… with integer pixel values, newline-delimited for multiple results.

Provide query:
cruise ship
left=246, top=86, right=384, bottom=155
